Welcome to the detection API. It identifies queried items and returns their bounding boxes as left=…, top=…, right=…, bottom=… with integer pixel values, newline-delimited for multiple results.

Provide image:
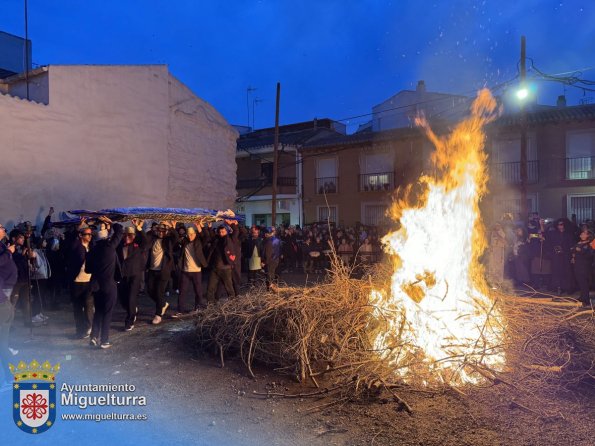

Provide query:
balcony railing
left=359, top=172, right=395, bottom=192
left=566, top=156, right=595, bottom=180
left=237, top=177, right=296, bottom=190
left=315, top=177, right=338, bottom=194
left=490, top=161, right=539, bottom=184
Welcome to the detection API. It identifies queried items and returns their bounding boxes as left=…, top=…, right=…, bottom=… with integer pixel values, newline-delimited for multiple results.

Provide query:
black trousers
left=0, top=299, right=15, bottom=384
left=266, top=259, right=279, bottom=288
left=206, top=268, right=235, bottom=302
left=147, top=270, right=168, bottom=315
left=70, top=282, right=94, bottom=336
left=247, top=269, right=262, bottom=285
left=574, top=263, right=592, bottom=305
left=91, top=285, right=117, bottom=344
left=118, top=275, right=142, bottom=327
left=10, top=281, right=31, bottom=327
left=178, top=271, right=204, bottom=310
left=231, top=265, right=242, bottom=296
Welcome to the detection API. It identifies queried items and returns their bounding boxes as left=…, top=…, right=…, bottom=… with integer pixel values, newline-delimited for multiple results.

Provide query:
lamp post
left=519, top=36, right=528, bottom=222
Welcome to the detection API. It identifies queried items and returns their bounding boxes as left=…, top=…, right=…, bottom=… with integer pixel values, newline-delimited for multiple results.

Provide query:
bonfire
left=196, top=90, right=594, bottom=415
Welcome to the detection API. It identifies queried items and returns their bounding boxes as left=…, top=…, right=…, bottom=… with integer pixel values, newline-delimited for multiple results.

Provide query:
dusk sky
left=1, top=0, right=594, bottom=131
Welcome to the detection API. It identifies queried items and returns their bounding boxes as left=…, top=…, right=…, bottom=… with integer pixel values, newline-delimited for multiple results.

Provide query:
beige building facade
left=300, top=104, right=595, bottom=228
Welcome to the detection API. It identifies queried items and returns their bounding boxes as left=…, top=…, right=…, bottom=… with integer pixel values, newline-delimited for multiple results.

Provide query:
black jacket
left=65, top=238, right=89, bottom=283
left=117, top=229, right=148, bottom=277
left=243, top=236, right=264, bottom=259
left=85, top=224, right=124, bottom=289
left=207, top=234, right=236, bottom=270
left=178, top=234, right=209, bottom=271
left=146, top=228, right=179, bottom=279
left=0, top=242, right=17, bottom=302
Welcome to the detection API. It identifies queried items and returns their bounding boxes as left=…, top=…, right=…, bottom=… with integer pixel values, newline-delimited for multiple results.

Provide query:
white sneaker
left=39, top=313, right=49, bottom=321
left=151, top=315, right=162, bottom=325
left=9, top=347, right=18, bottom=356
left=31, top=314, right=44, bottom=324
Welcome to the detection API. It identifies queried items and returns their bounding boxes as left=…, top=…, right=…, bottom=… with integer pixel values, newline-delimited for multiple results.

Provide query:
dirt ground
left=5, top=277, right=594, bottom=446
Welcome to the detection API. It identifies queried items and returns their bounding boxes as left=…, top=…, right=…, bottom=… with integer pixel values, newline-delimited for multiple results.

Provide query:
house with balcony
left=487, top=100, right=595, bottom=223
left=300, top=97, right=595, bottom=227
left=300, top=126, right=431, bottom=227
left=235, top=119, right=344, bottom=227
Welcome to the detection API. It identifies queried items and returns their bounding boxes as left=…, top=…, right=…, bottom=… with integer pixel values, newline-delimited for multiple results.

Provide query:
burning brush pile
left=196, top=90, right=594, bottom=414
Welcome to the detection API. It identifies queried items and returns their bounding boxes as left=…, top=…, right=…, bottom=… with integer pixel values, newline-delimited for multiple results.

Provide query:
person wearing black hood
left=0, top=223, right=18, bottom=389
left=85, top=216, right=123, bottom=348
left=571, top=229, right=594, bottom=306
left=546, top=218, right=576, bottom=295
left=205, top=224, right=236, bottom=304
left=116, top=219, right=147, bottom=331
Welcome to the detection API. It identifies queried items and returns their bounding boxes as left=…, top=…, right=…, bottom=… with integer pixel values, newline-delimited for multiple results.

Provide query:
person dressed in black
left=546, top=218, right=576, bottom=295
left=206, top=225, right=236, bottom=304
left=227, top=220, right=246, bottom=297
left=116, top=219, right=147, bottom=331
left=8, top=230, right=34, bottom=327
left=85, top=217, right=123, bottom=348
left=146, top=221, right=179, bottom=325
left=510, top=226, right=531, bottom=287
left=263, top=227, right=282, bottom=289
left=0, top=223, right=18, bottom=389
left=173, top=220, right=209, bottom=316
left=65, top=220, right=94, bottom=338
left=571, top=229, right=594, bottom=306
left=243, top=226, right=264, bottom=285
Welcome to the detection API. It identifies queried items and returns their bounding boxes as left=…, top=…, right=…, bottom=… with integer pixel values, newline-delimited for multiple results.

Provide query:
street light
left=516, top=87, right=529, bottom=101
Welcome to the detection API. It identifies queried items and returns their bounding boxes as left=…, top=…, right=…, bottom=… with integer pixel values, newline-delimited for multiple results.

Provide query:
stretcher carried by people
left=67, top=207, right=244, bottom=224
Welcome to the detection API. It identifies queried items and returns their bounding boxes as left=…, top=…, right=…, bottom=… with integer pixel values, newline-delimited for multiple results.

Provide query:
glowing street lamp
left=516, top=87, right=529, bottom=101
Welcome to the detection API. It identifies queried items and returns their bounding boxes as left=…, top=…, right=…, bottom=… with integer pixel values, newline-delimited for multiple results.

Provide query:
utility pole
left=519, top=35, right=528, bottom=221
left=24, top=0, right=30, bottom=100
left=271, top=82, right=281, bottom=227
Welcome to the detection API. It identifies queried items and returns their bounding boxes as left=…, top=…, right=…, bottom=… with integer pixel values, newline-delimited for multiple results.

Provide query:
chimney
left=416, top=80, right=426, bottom=93
left=556, top=95, right=567, bottom=107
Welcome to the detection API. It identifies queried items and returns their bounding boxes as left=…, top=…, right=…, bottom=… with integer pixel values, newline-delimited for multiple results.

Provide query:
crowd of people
left=2, top=207, right=594, bottom=387
left=487, top=212, right=595, bottom=306
left=0, top=209, right=385, bottom=359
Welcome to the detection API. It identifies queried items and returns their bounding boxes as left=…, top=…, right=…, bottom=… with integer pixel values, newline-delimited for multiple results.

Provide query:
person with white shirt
left=145, top=221, right=178, bottom=324
left=65, top=221, right=94, bottom=339
left=173, top=221, right=209, bottom=317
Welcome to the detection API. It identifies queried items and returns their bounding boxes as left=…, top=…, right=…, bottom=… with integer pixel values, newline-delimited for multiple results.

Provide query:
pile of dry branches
left=195, top=259, right=594, bottom=414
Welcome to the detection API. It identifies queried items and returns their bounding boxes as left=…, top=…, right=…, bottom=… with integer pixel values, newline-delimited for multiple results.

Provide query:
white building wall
left=0, top=65, right=237, bottom=228
left=240, top=197, right=301, bottom=227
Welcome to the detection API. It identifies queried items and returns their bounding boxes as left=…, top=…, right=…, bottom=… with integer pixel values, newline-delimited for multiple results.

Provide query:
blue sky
left=0, top=0, right=594, bottom=131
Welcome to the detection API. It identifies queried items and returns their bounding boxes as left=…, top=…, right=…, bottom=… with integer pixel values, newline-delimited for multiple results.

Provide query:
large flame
left=371, top=89, right=505, bottom=386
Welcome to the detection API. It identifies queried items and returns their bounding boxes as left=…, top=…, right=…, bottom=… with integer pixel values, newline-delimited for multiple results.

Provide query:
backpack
left=31, top=249, right=51, bottom=280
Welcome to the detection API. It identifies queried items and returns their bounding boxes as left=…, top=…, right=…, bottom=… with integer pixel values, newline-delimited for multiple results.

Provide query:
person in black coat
left=511, top=226, right=531, bottom=287
left=263, top=227, right=282, bottom=289
left=571, top=229, right=594, bottom=306
left=116, top=219, right=148, bottom=331
left=85, top=217, right=123, bottom=348
left=146, top=221, right=179, bottom=324
left=546, top=219, right=576, bottom=295
left=8, top=230, right=34, bottom=327
left=174, top=221, right=209, bottom=315
left=64, top=220, right=95, bottom=338
left=226, top=221, right=246, bottom=296
left=205, top=225, right=236, bottom=304
left=243, top=226, right=264, bottom=285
